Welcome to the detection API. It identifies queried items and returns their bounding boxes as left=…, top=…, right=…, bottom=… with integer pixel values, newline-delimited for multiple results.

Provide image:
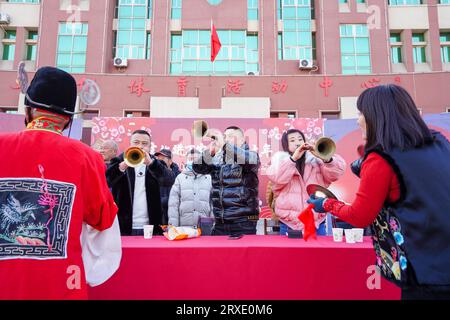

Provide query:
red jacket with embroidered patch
left=0, top=129, right=117, bottom=300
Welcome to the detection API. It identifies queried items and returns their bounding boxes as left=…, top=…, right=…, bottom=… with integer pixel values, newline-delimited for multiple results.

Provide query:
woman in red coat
left=308, top=84, right=450, bottom=300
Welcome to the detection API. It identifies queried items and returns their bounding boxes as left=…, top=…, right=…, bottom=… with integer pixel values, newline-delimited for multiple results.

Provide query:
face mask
left=186, top=161, right=193, bottom=170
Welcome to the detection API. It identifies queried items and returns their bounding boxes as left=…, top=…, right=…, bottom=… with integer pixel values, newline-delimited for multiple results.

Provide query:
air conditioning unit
left=0, top=13, right=11, bottom=25
left=113, top=57, right=127, bottom=67
left=299, top=59, right=313, bottom=70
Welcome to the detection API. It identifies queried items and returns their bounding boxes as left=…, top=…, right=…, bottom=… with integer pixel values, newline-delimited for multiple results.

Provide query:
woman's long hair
left=281, top=129, right=306, bottom=177
left=357, top=84, right=433, bottom=152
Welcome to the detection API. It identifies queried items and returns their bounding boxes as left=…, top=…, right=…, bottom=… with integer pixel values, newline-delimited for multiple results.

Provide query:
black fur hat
left=24, top=66, right=77, bottom=116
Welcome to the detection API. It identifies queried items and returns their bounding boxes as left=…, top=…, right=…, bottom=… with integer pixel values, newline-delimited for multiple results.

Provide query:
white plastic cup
left=256, top=219, right=265, bottom=236
left=332, top=228, right=344, bottom=242
left=344, top=229, right=355, bottom=244
left=352, top=228, right=364, bottom=243
left=143, top=225, right=154, bottom=239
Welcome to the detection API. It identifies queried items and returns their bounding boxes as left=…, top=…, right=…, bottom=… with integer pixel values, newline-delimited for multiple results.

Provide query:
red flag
left=298, top=204, right=317, bottom=241
left=210, top=21, right=221, bottom=62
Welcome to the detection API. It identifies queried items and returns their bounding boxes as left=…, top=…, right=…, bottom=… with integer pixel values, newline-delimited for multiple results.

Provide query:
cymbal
left=306, top=184, right=338, bottom=200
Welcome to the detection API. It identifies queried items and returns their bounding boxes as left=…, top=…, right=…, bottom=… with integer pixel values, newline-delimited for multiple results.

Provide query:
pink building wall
left=1, top=70, right=448, bottom=117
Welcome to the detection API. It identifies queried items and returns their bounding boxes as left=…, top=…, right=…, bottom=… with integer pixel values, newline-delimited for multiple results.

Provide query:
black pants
left=212, top=220, right=257, bottom=236
left=401, top=263, right=450, bottom=300
left=402, top=286, right=450, bottom=300
left=131, top=229, right=144, bottom=236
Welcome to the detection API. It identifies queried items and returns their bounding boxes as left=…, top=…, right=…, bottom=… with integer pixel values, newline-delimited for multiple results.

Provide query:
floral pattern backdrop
left=91, top=115, right=450, bottom=218
left=91, top=117, right=325, bottom=211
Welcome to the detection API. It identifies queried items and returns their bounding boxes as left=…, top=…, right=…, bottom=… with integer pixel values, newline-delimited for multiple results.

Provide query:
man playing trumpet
left=106, top=130, right=177, bottom=236
left=193, top=125, right=261, bottom=236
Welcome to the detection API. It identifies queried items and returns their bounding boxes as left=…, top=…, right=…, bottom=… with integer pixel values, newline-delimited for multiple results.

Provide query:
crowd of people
left=95, top=124, right=349, bottom=238
left=1, top=66, right=449, bottom=300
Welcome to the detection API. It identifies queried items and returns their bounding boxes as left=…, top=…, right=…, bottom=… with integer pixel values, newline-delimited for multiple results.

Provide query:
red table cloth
left=88, top=235, right=400, bottom=300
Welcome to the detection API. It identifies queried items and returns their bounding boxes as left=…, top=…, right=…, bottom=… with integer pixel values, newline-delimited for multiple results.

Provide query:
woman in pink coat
left=266, top=129, right=346, bottom=235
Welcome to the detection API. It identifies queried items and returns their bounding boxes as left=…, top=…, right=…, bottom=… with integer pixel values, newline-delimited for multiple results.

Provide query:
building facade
left=0, top=0, right=450, bottom=124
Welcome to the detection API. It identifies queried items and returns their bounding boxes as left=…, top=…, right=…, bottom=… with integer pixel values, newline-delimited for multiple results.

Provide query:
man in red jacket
left=0, top=67, right=118, bottom=299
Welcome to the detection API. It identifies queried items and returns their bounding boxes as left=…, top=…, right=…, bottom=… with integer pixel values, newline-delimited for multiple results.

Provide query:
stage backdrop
left=91, top=114, right=450, bottom=216
left=90, top=117, right=324, bottom=214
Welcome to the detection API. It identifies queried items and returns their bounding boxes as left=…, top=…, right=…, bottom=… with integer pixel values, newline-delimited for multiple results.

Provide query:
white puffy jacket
left=168, top=169, right=213, bottom=227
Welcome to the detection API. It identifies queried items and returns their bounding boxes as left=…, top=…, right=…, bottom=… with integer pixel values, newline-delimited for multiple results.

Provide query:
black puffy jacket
left=193, top=143, right=260, bottom=223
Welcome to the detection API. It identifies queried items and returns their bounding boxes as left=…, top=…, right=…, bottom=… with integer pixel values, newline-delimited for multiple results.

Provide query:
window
left=26, top=30, right=38, bottom=61
left=270, top=111, right=296, bottom=118
left=56, top=22, right=88, bottom=73
left=124, top=110, right=150, bottom=117
left=277, top=0, right=282, bottom=20
left=321, top=111, right=340, bottom=120
left=170, top=30, right=259, bottom=75
left=389, top=0, right=423, bottom=5
left=246, top=33, right=259, bottom=74
left=0, top=107, right=18, bottom=114
left=440, top=32, right=450, bottom=63
left=340, top=24, right=371, bottom=74
left=171, top=0, right=182, bottom=19
left=390, top=32, right=402, bottom=64
left=7, top=0, right=40, bottom=3
left=81, top=128, right=93, bottom=146
left=412, top=32, right=426, bottom=63
left=170, top=34, right=182, bottom=74
left=248, top=0, right=258, bottom=21
left=339, top=0, right=350, bottom=13
left=278, top=0, right=313, bottom=61
left=312, top=32, right=316, bottom=60
left=115, top=0, right=152, bottom=60
left=1, top=30, right=16, bottom=61
left=81, top=109, right=99, bottom=120
left=146, top=32, right=151, bottom=59
left=277, top=33, right=283, bottom=60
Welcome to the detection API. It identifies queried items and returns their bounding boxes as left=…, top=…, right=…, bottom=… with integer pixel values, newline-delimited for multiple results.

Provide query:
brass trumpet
left=311, top=137, right=336, bottom=162
left=124, top=147, right=145, bottom=167
left=192, top=120, right=208, bottom=139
